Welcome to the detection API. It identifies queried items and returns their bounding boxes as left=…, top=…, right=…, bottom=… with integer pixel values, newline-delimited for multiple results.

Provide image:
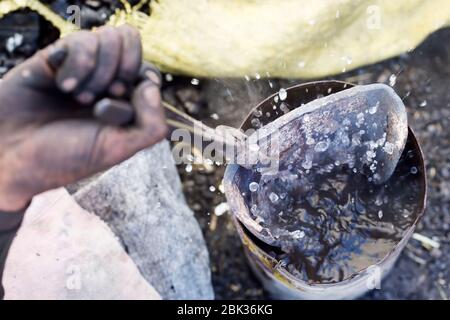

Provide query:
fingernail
left=47, top=46, right=67, bottom=69
left=139, top=64, right=162, bottom=87
left=61, top=77, right=78, bottom=92
left=77, top=91, right=95, bottom=105
left=94, top=98, right=134, bottom=126
left=144, top=70, right=161, bottom=87
left=110, top=81, right=126, bottom=97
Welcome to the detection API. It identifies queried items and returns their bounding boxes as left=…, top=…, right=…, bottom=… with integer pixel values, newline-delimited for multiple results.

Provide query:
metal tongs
left=93, top=65, right=250, bottom=165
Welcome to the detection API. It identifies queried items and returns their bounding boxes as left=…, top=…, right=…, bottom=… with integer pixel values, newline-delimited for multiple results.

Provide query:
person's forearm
left=0, top=208, right=26, bottom=300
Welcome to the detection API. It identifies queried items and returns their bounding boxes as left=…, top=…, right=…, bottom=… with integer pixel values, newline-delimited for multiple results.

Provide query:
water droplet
left=383, top=142, right=394, bottom=155
left=191, top=78, right=200, bottom=85
left=279, top=88, right=288, bottom=101
left=368, top=102, right=379, bottom=114
left=314, top=140, right=329, bottom=152
left=302, top=158, right=313, bottom=170
left=214, top=202, right=229, bottom=216
left=356, top=113, right=365, bottom=127
left=255, top=216, right=265, bottom=224
left=249, top=182, right=259, bottom=192
left=366, top=150, right=376, bottom=160
left=410, top=166, right=418, bottom=174
left=280, top=103, right=290, bottom=114
left=306, top=137, right=315, bottom=145
left=165, top=73, right=173, bottom=82
left=378, top=210, right=383, bottom=219
left=185, top=164, right=193, bottom=172
left=251, top=118, right=261, bottom=128
left=389, top=74, right=397, bottom=86
left=253, top=109, right=263, bottom=117
left=292, top=230, right=306, bottom=239
left=269, top=192, right=279, bottom=203
left=209, top=185, right=216, bottom=192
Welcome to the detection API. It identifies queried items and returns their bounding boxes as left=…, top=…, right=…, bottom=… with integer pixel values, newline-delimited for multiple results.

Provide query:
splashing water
left=249, top=182, right=259, bottom=192
left=229, top=84, right=421, bottom=283
left=241, top=137, right=421, bottom=283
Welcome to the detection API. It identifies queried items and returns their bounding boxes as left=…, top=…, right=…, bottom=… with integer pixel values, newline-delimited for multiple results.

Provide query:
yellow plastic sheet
left=1, top=0, right=450, bottom=78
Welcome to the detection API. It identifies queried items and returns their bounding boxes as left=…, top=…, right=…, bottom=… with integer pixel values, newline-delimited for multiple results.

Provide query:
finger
left=109, top=25, right=142, bottom=97
left=131, top=80, right=166, bottom=135
left=86, top=80, right=167, bottom=170
left=55, top=31, right=99, bottom=94
left=139, top=62, right=162, bottom=88
left=75, top=26, right=122, bottom=104
left=3, top=41, right=67, bottom=90
left=46, top=45, right=68, bottom=70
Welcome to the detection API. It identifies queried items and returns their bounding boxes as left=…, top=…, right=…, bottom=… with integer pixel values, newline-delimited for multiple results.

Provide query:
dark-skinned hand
left=0, top=25, right=167, bottom=211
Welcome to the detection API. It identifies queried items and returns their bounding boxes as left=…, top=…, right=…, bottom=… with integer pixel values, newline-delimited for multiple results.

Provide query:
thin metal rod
left=162, top=100, right=242, bottom=149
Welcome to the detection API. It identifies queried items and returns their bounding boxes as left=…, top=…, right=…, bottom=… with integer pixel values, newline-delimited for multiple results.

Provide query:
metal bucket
left=223, top=80, right=427, bottom=299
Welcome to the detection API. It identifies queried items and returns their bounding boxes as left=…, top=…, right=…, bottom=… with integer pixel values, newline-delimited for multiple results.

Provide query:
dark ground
left=1, top=3, right=449, bottom=300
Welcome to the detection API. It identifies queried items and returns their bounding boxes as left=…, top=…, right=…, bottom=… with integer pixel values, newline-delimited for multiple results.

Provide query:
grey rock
left=73, top=140, right=214, bottom=300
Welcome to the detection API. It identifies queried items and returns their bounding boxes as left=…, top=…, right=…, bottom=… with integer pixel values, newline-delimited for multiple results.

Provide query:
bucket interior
left=224, top=81, right=427, bottom=285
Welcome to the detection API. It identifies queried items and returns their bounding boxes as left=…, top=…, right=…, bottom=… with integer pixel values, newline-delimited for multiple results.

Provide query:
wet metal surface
left=224, top=81, right=426, bottom=296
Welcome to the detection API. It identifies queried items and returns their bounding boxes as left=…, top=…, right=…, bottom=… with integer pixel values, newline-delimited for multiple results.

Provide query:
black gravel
left=1, top=5, right=449, bottom=300
left=0, top=9, right=59, bottom=77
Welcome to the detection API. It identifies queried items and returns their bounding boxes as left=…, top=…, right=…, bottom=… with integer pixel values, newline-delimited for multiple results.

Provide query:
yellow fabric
left=1, top=0, right=450, bottom=78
